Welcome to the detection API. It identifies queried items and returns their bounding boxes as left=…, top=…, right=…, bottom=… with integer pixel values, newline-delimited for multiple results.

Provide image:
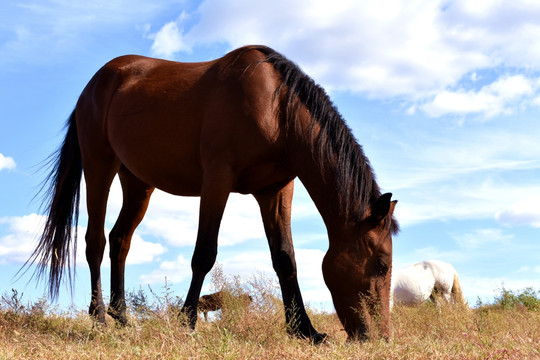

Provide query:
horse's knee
left=272, top=250, right=296, bottom=279
left=85, top=231, right=106, bottom=263
left=108, top=230, right=131, bottom=261
left=192, top=246, right=217, bottom=275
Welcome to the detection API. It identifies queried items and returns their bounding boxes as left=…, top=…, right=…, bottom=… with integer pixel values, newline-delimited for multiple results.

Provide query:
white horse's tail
left=451, top=271, right=467, bottom=306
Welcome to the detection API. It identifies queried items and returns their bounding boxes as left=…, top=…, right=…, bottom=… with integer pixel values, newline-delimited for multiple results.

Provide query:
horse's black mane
left=247, top=46, right=398, bottom=233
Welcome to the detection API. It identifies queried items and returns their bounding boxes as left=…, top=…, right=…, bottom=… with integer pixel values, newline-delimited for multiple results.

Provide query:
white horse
left=391, top=260, right=466, bottom=307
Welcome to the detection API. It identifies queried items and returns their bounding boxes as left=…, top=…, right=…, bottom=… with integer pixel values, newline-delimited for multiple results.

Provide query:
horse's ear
left=371, top=193, right=397, bottom=223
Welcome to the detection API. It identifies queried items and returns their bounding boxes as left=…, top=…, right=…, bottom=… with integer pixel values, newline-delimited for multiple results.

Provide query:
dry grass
left=1, top=274, right=539, bottom=360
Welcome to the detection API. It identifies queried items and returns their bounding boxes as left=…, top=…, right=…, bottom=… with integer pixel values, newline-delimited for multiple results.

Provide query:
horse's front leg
left=180, top=165, right=233, bottom=330
left=255, top=180, right=327, bottom=344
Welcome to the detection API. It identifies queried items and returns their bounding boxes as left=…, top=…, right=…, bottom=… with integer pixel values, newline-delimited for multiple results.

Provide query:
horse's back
left=76, top=47, right=294, bottom=196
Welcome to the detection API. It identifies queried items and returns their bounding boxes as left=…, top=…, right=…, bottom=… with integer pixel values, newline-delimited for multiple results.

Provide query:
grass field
left=1, top=272, right=539, bottom=360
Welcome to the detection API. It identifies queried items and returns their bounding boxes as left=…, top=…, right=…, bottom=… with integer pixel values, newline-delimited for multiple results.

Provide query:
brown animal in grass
left=198, top=291, right=253, bottom=321
left=30, top=45, right=398, bottom=343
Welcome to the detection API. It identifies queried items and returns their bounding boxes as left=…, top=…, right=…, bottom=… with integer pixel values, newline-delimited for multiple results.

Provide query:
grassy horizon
left=1, top=271, right=539, bottom=359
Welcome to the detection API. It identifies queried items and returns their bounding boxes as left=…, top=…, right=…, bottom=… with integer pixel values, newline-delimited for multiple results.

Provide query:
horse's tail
left=28, top=110, right=82, bottom=299
left=451, top=270, right=467, bottom=306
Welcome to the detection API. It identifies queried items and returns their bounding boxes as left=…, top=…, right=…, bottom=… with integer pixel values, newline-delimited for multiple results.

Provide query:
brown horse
left=29, top=45, right=398, bottom=342
left=198, top=290, right=253, bottom=321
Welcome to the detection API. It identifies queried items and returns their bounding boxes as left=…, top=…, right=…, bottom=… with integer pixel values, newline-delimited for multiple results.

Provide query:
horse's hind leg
left=107, top=166, right=154, bottom=325
left=83, top=159, right=120, bottom=323
left=255, top=180, right=326, bottom=344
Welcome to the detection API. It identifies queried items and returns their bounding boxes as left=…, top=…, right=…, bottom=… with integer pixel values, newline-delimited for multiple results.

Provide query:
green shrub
left=493, top=285, right=540, bottom=311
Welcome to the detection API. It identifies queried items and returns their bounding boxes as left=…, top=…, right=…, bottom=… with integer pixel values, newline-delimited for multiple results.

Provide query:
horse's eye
left=377, top=258, right=389, bottom=276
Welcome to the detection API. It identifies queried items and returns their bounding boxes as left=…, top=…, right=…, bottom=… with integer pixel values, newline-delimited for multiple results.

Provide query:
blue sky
left=1, top=0, right=539, bottom=312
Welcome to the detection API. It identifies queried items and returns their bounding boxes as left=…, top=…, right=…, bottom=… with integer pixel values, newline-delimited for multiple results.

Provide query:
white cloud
left=126, top=233, right=167, bottom=265
left=142, top=214, right=198, bottom=247
left=221, top=251, right=274, bottom=276
left=374, top=123, right=540, bottom=227
left=394, top=178, right=540, bottom=227
left=0, top=153, right=16, bottom=171
left=149, top=0, right=540, bottom=104
left=219, top=196, right=266, bottom=246
left=495, top=195, right=540, bottom=228
left=0, top=213, right=45, bottom=263
left=452, top=228, right=514, bottom=249
left=139, top=253, right=191, bottom=284
left=139, top=191, right=265, bottom=247
left=393, top=246, right=469, bottom=270
left=151, top=0, right=465, bottom=96
left=421, top=75, right=539, bottom=118
left=0, top=212, right=165, bottom=268
left=295, top=248, right=327, bottom=291
left=76, top=228, right=166, bottom=269
left=533, top=95, right=540, bottom=108
left=149, top=21, right=190, bottom=59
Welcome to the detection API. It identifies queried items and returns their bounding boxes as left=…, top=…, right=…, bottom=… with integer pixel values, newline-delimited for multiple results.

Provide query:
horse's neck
left=298, top=164, right=342, bottom=228
left=287, top=118, right=348, bottom=232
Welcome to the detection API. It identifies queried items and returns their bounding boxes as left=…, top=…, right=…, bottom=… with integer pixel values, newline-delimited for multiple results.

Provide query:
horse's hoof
left=310, top=332, right=328, bottom=345
left=89, top=311, right=107, bottom=325
left=113, top=315, right=129, bottom=327
left=346, top=333, right=368, bottom=343
left=107, top=309, right=129, bottom=327
left=289, top=328, right=328, bottom=345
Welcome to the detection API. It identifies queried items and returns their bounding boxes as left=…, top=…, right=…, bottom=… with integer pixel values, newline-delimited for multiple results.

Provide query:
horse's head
left=322, top=193, right=397, bottom=341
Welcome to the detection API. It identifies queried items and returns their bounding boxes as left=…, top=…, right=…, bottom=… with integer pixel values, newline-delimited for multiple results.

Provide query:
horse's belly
left=230, top=161, right=292, bottom=194
left=110, top=128, right=203, bottom=195
left=126, top=152, right=203, bottom=196
left=393, top=286, right=419, bottom=304
left=142, top=166, right=203, bottom=196
left=126, top=159, right=203, bottom=196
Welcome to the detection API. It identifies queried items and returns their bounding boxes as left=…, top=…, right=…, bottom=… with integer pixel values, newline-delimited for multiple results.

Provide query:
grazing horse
left=198, top=290, right=253, bottom=321
left=391, top=260, right=466, bottom=307
left=28, top=45, right=398, bottom=342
